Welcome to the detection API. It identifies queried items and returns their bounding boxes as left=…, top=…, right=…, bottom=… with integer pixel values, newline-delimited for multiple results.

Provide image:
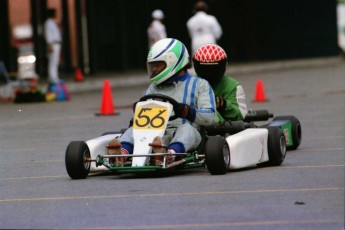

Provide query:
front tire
left=65, top=141, right=91, bottom=179
left=205, top=136, right=230, bottom=175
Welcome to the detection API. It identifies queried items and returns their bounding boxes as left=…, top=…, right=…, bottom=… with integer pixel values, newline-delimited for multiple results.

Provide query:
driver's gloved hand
left=174, top=103, right=196, bottom=121
left=216, top=96, right=226, bottom=113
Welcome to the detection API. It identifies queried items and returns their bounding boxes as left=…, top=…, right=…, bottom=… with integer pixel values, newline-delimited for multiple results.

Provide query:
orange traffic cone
left=254, top=80, right=267, bottom=102
left=74, top=68, right=84, bottom=82
left=96, top=80, right=119, bottom=116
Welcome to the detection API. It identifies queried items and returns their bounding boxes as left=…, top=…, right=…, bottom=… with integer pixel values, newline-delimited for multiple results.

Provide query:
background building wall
left=86, top=0, right=339, bottom=73
left=1, top=0, right=341, bottom=78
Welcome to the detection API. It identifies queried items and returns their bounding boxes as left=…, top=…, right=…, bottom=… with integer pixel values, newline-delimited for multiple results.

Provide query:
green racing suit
left=213, top=75, right=248, bottom=122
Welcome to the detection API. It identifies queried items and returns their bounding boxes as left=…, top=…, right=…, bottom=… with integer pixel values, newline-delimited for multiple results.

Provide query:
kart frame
left=65, top=94, right=300, bottom=179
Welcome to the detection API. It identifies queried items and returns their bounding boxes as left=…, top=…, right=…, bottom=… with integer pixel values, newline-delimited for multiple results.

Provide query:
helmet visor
left=147, top=61, right=167, bottom=79
left=193, top=60, right=227, bottom=86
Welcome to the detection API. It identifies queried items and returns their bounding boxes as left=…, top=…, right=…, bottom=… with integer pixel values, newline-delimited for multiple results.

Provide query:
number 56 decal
left=133, top=106, right=168, bottom=130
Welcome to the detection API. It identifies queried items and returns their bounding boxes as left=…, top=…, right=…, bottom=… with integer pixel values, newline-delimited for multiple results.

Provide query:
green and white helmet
left=147, top=38, right=190, bottom=85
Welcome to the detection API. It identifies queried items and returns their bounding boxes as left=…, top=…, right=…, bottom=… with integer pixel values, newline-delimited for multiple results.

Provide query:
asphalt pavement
left=45, top=55, right=345, bottom=94
left=1, top=58, right=344, bottom=229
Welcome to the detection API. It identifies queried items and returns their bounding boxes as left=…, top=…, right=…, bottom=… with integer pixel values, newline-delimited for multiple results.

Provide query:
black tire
left=273, top=116, right=302, bottom=150
left=205, top=136, right=230, bottom=175
left=65, top=141, right=90, bottom=179
left=266, top=127, right=287, bottom=166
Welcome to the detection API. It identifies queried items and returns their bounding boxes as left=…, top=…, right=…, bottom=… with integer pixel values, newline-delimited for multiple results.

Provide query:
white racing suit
left=120, top=72, right=216, bottom=153
left=147, top=20, right=167, bottom=48
left=187, top=11, right=223, bottom=55
left=44, top=18, right=62, bottom=83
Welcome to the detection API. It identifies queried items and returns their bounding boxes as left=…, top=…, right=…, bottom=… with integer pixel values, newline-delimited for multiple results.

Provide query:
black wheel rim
left=223, top=144, right=230, bottom=167
left=280, top=135, right=287, bottom=157
left=83, top=148, right=91, bottom=170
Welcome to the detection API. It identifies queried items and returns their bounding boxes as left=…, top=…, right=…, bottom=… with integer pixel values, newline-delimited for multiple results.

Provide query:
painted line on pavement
left=0, top=159, right=64, bottom=165
left=0, top=187, right=343, bottom=203
left=304, top=136, right=344, bottom=140
left=80, top=219, right=344, bottom=229
left=0, top=175, right=66, bottom=180
left=294, top=147, right=344, bottom=152
left=0, top=164, right=343, bottom=180
left=281, top=164, right=345, bottom=169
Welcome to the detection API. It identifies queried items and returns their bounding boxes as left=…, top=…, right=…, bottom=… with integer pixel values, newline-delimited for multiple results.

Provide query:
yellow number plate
left=133, top=106, right=168, bottom=130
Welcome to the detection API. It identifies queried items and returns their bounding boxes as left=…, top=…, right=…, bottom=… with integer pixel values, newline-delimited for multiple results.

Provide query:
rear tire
left=266, top=127, right=287, bottom=166
left=65, top=141, right=90, bottom=179
left=205, top=136, right=230, bottom=175
left=273, top=116, right=301, bottom=150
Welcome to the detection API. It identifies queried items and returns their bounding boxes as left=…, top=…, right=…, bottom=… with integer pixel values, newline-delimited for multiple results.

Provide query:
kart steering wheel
left=139, top=94, right=179, bottom=121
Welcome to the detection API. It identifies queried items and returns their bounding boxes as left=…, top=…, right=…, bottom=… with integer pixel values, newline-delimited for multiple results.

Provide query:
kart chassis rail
left=90, top=152, right=205, bottom=172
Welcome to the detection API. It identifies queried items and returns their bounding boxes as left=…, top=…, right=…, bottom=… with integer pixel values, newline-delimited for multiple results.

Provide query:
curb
left=227, top=56, right=344, bottom=75
left=40, top=55, right=344, bottom=94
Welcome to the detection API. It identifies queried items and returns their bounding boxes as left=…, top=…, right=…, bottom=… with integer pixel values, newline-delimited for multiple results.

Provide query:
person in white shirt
left=186, top=1, right=223, bottom=55
left=44, top=8, right=62, bottom=83
left=147, top=9, right=167, bottom=48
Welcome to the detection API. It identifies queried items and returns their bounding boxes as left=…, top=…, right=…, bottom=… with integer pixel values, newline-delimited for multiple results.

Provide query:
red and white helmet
left=192, top=44, right=228, bottom=86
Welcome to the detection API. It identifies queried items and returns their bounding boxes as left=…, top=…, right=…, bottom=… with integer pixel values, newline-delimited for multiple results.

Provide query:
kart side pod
left=225, top=128, right=269, bottom=169
left=86, top=133, right=122, bottom=172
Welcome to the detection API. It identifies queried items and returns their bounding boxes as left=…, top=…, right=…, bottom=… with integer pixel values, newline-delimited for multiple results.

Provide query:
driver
left=107, top=38, right=216, bottom=166
left=192, top=44, right=248, bottom=122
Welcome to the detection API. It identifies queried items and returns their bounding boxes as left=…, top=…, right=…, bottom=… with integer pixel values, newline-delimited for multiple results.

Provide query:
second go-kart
left=243, top=109, right=302, bottom=151
left=65, top=94, right=294, bottom=179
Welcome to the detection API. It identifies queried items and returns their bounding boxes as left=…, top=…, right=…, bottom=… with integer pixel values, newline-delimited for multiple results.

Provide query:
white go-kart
left=65, top=94, right=289, bottom=179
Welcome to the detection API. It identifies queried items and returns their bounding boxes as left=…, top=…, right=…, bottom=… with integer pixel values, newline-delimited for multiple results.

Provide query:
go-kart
left=243, top=110, right=302, bottom=151
left=65, top=94, right=299, bottom=179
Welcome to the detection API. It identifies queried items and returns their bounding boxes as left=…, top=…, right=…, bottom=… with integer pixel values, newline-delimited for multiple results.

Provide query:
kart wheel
left=273, top=116, right=302, bottom=150
left=65, top=141, right=90, bottom=179
left=205, top=136, right=230, bottom=175
left=266, top=127, right=287, bottom=166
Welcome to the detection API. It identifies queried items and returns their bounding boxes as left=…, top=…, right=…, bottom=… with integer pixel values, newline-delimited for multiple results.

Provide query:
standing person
left=44, top=8, right=70, bottom=101
left=192, top=44, right=248, bottom=122
left=107, top=38, right=216, bottom=166
left=186, top=0, right=223, bottom=55
left=147, top=9, right=167, bottom=48
left=44, top=8, right=61, bottom=84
